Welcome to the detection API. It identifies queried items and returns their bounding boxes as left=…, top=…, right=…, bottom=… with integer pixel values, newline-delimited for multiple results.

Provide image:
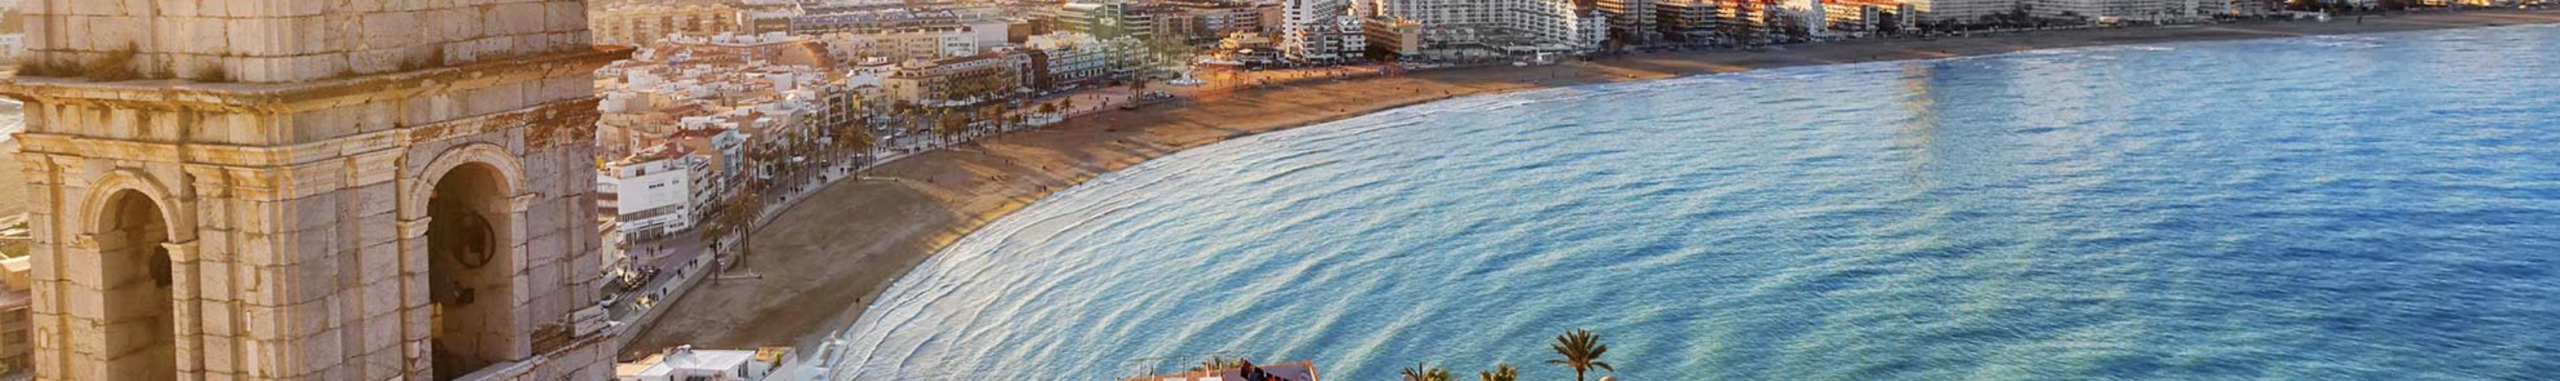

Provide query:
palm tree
left=700, top=189, right=766, bottom=271
left=831, top=126, right=876, bottom=159
left=1478, top=363, right=1518, bottom=381
left=1401, top=362, right=1452, bottom=381
left=934, top=110, right=969, bottom=142
left=1546, top=329, right=1613, bottom=381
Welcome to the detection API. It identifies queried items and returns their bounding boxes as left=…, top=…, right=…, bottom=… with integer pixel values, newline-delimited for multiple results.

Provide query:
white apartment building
left=1359, top=0, right=1608, bottom=59
left=1777, top=0, right=1832, bottom=37
left=1282, top=0, right=1370, bottom=63
left=2026, top=0, right=2200, bottom=22
left=1028, top=32, right=1116, bottom=89
left=610, top=146, right=709, bottom=240
left=1906, top=0, right=2017, bottom=24
left=818, top=27, right=984, bottom=62
left=1655, top=0, right=1721, bottom=42
left=1597, top=0, right=1661, bottom=44
left=1060, top=0, right=1151, bottom=39
left=1814, top=0, right=1917, bottom=32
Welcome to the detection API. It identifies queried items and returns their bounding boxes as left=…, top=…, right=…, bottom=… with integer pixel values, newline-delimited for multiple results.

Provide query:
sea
left=831, top=24, right=2560, bottom=381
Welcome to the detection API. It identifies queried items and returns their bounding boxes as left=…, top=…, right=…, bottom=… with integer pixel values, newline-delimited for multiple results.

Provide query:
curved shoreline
left=631, top=9, right=2560, bottom=354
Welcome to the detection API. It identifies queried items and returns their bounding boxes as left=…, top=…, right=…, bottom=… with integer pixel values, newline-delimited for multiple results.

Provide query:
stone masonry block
left=227, top=17, right=301, bottom=57
left=293, top=224, right=339, bottom=269
left=61, top=279, right=101, bottom=321
left=59, top=246, right=100, bottom=291
left=437, top=7, right=485, bottom=45
left=491, top=3, right=547, bottom=38
left=31, top=279, right=62, bottom=314
left=292, top=104, right=361, bottom=143
left=359, top=277, right=401, bottom=318
left=357, top=211, right=401, bottom=250
left=362, top=11, right=424, bottom=51
left=200, top=261, right=237, bottom=302
left=204, top=336, right=240, bottom=373
left=546, top=2, right=588, bottom=33
left=466, top=81, right=529, bottom=118
left=169, top=17, right=229, bottom=56
left=239, top=231, right=288, bottom=267
left=357, top=242, right=400, bottom=287
left=202, top=300, right=238, bottom=337
left=289, top=53, right=350, bottom=85
left=298, top=15, right=337, bottom=58
left=294, top=328, right=347, bottom=377
left=64, top=318, right=104, bottom=358
left=354, top=182, right=399, bottom=217
left=244, top=338, right=288, bottom=378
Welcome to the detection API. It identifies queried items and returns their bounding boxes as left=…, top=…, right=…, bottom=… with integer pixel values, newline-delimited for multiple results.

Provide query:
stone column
left=184, top=165, right=242, bottom=381
left=502, top=193, right=538, bottom=361
left=21, top=155, right=66, bottom=381
left=58, top=231, right=109, bottom=381
left=162, top=240, right=204, bottom=381
left=396, top=216, right=432, bottom=381
left=347, top=149, right=407, bottom=381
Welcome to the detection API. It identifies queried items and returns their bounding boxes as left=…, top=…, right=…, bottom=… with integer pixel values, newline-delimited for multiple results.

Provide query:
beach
left=627, top=9, right=2560, bottom=354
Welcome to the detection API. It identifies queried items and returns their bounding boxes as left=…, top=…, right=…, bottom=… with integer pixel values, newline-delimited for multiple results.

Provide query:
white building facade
left=1282, top=0, right=1370, bottom=64
left=1906, top=0, right=2017, bottom=24
left=1028, top=32, right=1115, bottom=90
left=1359, top=0, right=1608, bottom=59
left=612, top=149, right=708, bottom=240
left=2027, top=0, right=2200, bottom=22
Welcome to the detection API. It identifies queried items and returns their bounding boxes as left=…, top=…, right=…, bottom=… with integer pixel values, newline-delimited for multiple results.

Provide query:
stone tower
left=0, top=1, right=629, bottom=381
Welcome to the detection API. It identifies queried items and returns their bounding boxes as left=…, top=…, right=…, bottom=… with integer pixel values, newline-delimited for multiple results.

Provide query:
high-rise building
left=1819, top=0, right=1911, bottom=32
left=1355, top=0, right=1609, bottom=60
left=1784, top=0, right=1831, bottom=36
left=1903, top=0, right=2017, bottom=25
left=1598, top=0, right=1662, bottom=44
left=0, top=0, right=625, bottom=380
left=1060, top=0, right=1155, bottom=40
left=1655, top=0, right=1723, bottom=42
left=1282, top=0, right=1372, bottom=63
left=2026, top=0, right=2199, bottom=22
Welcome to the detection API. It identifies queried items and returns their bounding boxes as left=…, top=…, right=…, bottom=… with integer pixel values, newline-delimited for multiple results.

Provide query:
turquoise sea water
left=833, top=25, right=2560, bottom=380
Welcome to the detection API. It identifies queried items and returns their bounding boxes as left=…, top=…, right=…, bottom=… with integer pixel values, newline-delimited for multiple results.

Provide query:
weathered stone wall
left=0, top=1, right=628, bottom=379
left=18, top=0, right=593, bottom=83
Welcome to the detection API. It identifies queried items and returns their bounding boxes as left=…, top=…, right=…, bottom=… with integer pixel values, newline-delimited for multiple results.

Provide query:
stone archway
left=93, top=189, right=177, bottom=381
left=425, top=161, right=518, bottom=381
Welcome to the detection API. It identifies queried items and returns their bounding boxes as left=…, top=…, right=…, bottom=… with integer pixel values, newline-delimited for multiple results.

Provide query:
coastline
left=629, top=9, right=2560, bottom=354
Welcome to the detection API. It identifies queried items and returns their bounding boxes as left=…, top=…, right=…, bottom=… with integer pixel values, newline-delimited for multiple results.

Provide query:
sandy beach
left=628, top=9, right=2560, bottom=354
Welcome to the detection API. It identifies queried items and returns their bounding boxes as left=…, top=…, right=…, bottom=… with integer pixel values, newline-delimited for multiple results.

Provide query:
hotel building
left=606, top=146, right=710, bottom=241
left=884, top=51, right=1036, bottom=107
left=1282, top=0, right=1373, bottom=64
left=1655, top=0, right=1722, bottom=42
left=1356, top=0, right=1610, bottom=60
left=1819, top=0, right=1917, bottom=31
left=2026, top=0, right=2201, bottom=22
left=1598, top=0, right=1663, bottom=44
left=1904, top=0, right=2018, bottom=24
